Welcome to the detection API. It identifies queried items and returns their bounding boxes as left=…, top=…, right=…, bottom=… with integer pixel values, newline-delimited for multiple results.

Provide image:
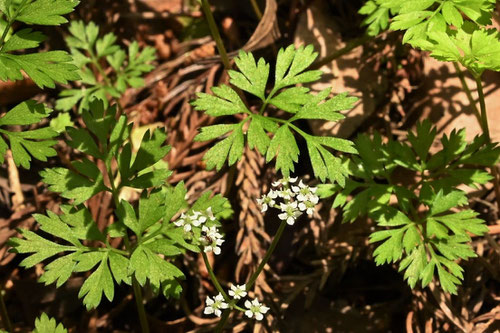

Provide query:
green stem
left=474, top=74, right=500, bottom=210
left=249, top=0, right=262, bottom=19
left=0, top=285, right=12, bottom=333
left=199, top=0, right=231, bottom=69
left=215, top=310, right=230, bottom=333
left=0, top=0, right=29, bottom=51
left=201, top=251, right=230, bottom=300
left=246, top=219, right=287, bottom=289
left=452, top=62, right=481, bottom=124
left=474, top=74, right=490, bottom=141
left=132, top=277, right=150, bottom=333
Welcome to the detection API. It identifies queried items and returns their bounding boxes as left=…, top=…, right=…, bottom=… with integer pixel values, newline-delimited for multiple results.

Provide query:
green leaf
left=274, top=44, right=322, bottom=90
left=359, top=1, right=390, bottom=36
left=16, top=0, right=79, bottom=25
left=40, top=166, right=107, bottom=204
left=429, top=190, right=468, bottom=215
left=371, top=227, right=406, bottom=265
left=407, top=120, right=436, bottom=162
left=164, top=182, right=188, bottom=223
left=293, top=90, right=357, bottom=122
left=433, top=210, right=488, bottom=237
left=50, top=112, right=74, bottom=133
left=129, top=245, right=184, bottom=289
left=108, top=251, right=131, bottom=285
left=2, top=28, right=45, bottom=52
left=0, top=51, right=79, bottom=88
left=192, top=84, right=250, bottom=116
left=8, top=230, right=76, bottom=268
left=0, top=101, right=58, bottom=168
left=247, top=116, right=276, bottom=155
left=266, top=125, right=299, bottom=177
left=39, top=252, right=78, bottom=288
left=33, top=313, right=68, bottom=333
left=78, top=253, right=114, bottom=310
left=268, top=87, right=311, bottom=113
left=130, top=128, right=171, bottom=174
left=229, top=50, right=269, bottom=100
left=202, top=123, right=245, bottom=171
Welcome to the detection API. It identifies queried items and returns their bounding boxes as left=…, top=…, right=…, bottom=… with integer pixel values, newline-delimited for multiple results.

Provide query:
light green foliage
left=193, top=45, right=357, bottom=185
left=0, top=0, right=80, bottom=88
left=10, top=99, right=233, bottom=308
left=56, top=20, right=156, bottom=112
left=321, top=121, right=500, bottom=293
left=33, top=313, right=67, bottom=333
left=0, top=101, right=58, bottom=168
left=359, top=0, right=500, bottom=75
left=40, top=99, right=171, bottom=203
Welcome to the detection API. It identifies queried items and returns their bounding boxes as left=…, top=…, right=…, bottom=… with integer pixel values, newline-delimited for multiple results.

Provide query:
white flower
left=204, top=293, right=229, bottom=317
left=256, top=191, right=278, bottom=212
left=298, top=200, right=316, bottom=216
left=228, top=284, right=247, bottom=300
left=277, top=188, right=295, bottom=200
left=292, top=180, right=318, bottom=201
left=278, top=201, right=301, bottom=225
left=272, top=177, right=298, bottom=188
left=244, top=298, right=269, bottom=321
left=206, top=207, right=216, bottom=221
left=173, top=213, right=192, bottom=232
left=191, top=211, right=206, bottom=227
left=200, top=225, right=225, bottom=255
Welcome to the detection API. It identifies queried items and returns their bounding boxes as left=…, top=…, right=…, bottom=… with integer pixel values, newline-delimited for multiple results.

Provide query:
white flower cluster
left=173, top=207, right=216, bottom=232
left=257, top=177, right=319, bottom=225
left=173, top=208, right=225, bottom=255
left=204, top=284, right=269, bottom=321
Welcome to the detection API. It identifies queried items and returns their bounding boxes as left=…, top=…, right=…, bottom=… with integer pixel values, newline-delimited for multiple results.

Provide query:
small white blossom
left=278, top=201, right=301, bottom=225
left=298, top=198, right=317, bottom=216
left=204, top=293, right=228, bottom=317
left=206, top=207, right=216, bottom=221
left=173, top=213, right=193, bottom=232
left=277, top=188, right=295, bottom=200
left=256, top=190, right=278, bottom=212
left=200, top=225, right=225, bottom=255
left=191, top=211, right=206, bottom=227
left=228, top=284, right=247, bottom=300
left=244, top=298, right=269, bottom=321
left=272, top=177, right=298, bottom=188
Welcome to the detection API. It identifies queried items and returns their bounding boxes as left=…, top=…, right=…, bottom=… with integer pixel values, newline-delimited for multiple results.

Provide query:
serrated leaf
left=2, top=28, right=45, bottom=52
left=130, top=128, right=170, bottom=173
left=371, top=227, right=406, bottom=265
left=202, top=123, right=245, bottom=171
left=268, top=87, right=311, bottom=113
left=34, top=313, right=68, bottom=333
left=292, top=90, right=356, bottom=122
left=38, top=252, right=78, bottom=288
left=274, top=44, right=322, bottom=90
left=229, top=50, right=269, bottom=100
left=192, top=84, right=250, bottom=116
left=78, top=254, right=114, bottom=310
left=266, top=125, right=299, bottom=177
left=0, top=51, right=79, bottom=88
left=429, top=190, right=468, bottom=215
left=16, top=0, right=79, bottom=25
left=108, top=251, right=131, bottom=285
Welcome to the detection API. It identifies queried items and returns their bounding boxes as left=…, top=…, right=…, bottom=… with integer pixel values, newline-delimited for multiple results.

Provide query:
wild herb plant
left=56, top=20, right=156, bottom=113
left=193, top=44, right=358, bottom=186
left=0, top=0, right=79, bottom=168
left=319, top=121, right=500, bottom=293
left=343, top=0, right=500, bottom=293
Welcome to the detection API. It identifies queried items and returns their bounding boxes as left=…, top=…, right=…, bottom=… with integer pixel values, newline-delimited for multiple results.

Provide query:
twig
left=6, top=150, right=25, bottom=210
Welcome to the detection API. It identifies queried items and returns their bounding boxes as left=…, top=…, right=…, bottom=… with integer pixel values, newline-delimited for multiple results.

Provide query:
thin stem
left=215, top=310, right=230, bottom=333
left=199, top=0, right=231, bottom=69
left=249, top=0, right=262, bottom=19
left=474, top=74, right=500, bottom=210
left=0, top=285, right=12, bottom=333
left=452, top=62, right=481, bottom=124
left=201, top=251, right=230, bottom=300
left=132, top=277, right=150, bottom=333
left=0, top=0, right=29, bottom=51
left=246, top=219, right=287, bottom=289
left=474, top=75, right=490, bottom=140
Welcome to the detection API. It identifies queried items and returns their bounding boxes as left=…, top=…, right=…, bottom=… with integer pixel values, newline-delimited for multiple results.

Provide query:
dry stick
left=200, top=0, right=231, bottom=70
left=6, top=150, right=25, bottom=210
